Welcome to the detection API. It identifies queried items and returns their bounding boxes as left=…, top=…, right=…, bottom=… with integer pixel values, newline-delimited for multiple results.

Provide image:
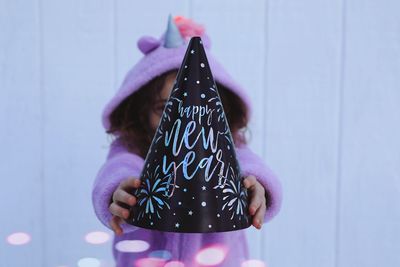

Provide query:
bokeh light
left=164, top=261, right=185, bottom=267
left=148, top=250, right=172, bottom=260
left=6, top=232, right=31, bottom=245
left=84, top=231, right=110, bottom=244
left=77, top=257, right=101, bottom=267
left=134, top=257, right=166, bottom=267
left=99, top=260, right=115, bottom=267
left=195, top=244, right=227, bottom=266
left=115, top=240, right=150, bottom=253
left=241, top=259, right=267, bottom=267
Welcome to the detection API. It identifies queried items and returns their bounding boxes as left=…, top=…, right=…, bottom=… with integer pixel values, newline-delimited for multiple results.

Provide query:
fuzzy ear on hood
left=101, top=14, right=252, bottom=132
left=137, top=36, right=161, bottom=55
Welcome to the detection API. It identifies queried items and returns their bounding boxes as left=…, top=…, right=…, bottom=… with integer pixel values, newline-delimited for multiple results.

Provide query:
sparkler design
left=135, top=165, right=171, bottom=221
left=221, top=166, right=249, bottom=222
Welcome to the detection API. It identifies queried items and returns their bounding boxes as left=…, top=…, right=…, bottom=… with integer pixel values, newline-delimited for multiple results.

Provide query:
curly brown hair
left=107, top=69, right=250, bottom=158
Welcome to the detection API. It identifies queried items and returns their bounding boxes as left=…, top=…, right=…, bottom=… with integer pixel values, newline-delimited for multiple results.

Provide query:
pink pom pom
left=174, top=16, right=205, bottom=40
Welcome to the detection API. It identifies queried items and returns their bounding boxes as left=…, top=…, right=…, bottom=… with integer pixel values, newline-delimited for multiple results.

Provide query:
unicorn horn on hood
left=164, top=14, right=185, bottom=48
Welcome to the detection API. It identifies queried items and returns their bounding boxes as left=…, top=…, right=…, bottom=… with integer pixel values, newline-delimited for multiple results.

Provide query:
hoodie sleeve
left=235, top=144, right=283, bottom=224
left=91, top=139, right=145, bottom=233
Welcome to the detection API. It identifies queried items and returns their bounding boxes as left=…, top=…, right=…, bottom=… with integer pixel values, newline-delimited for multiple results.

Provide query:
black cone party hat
left=128, top=36, right=252, bottom=233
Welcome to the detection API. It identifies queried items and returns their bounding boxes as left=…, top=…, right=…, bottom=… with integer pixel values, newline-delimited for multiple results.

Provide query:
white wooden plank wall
left=1, top=0, right=399, bottom=266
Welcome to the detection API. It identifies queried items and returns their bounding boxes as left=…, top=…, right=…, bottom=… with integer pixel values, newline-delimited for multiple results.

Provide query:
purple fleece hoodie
left=92, top=136, right=282, bottom=266
left=92, top=16, right=282, bottom=267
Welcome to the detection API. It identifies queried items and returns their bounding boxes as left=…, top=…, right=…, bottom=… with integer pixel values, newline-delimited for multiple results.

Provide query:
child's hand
left=243, top=175, right=267, bottom=230
left=108, top=177, right=141, bottom=235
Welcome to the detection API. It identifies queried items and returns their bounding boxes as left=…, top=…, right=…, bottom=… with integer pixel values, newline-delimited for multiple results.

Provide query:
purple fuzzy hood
left=93, top=17, right=282, bottom=266
left=101, top=32, right=252, bottom=132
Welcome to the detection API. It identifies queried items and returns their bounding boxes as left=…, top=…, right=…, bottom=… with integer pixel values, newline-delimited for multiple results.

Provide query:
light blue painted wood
left=0, top=0, right=43, bottom=266
left=263, top=1, right=343, bottom=266
left=191, top=0, right=269, bottom=261
left=40, top=0, right=116, bottom=266
left=338, top=0, right=400, bottom=266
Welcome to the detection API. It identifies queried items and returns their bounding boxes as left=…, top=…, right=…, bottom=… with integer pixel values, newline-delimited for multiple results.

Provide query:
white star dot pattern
left=131, top=37, right=249, bottom=232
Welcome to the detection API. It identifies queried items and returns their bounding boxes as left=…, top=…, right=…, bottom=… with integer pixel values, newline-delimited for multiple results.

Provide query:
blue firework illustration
left=162, top=97, right=174, bottom=122
left=135, top=165, right=171, bottom=221
left=207, top=94, right=225, bottom=122
left=164, top=96, right=181, bottom=122
left=215, top=101, right=225, bottom=123
left=154, top=123, right=165, bottom=144
left=208, top=88, right=232, bottom=145
left=154, top=96, right=181, bottom=144
left=221, top=166, right=249, bottom=221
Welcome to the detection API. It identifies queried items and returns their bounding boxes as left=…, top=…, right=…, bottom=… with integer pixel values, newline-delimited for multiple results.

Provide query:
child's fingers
left=252, top=202, right=266, bottom=229
left=243, top=175, right=257, bottom=189
left=109, top=215, right=123, bottom=235
left=119, top=177, right=142, bottom=190
left=109, top=202, right=130, bottom=220
left=248, top=185, right=265, bottom=215
left=246, top=176, right=266, bottom=215
left=113, top=188, right=137, bottom=206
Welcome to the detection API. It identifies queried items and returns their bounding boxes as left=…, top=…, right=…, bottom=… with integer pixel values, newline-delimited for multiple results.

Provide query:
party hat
left=128, top=36, right=252, bottom=233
